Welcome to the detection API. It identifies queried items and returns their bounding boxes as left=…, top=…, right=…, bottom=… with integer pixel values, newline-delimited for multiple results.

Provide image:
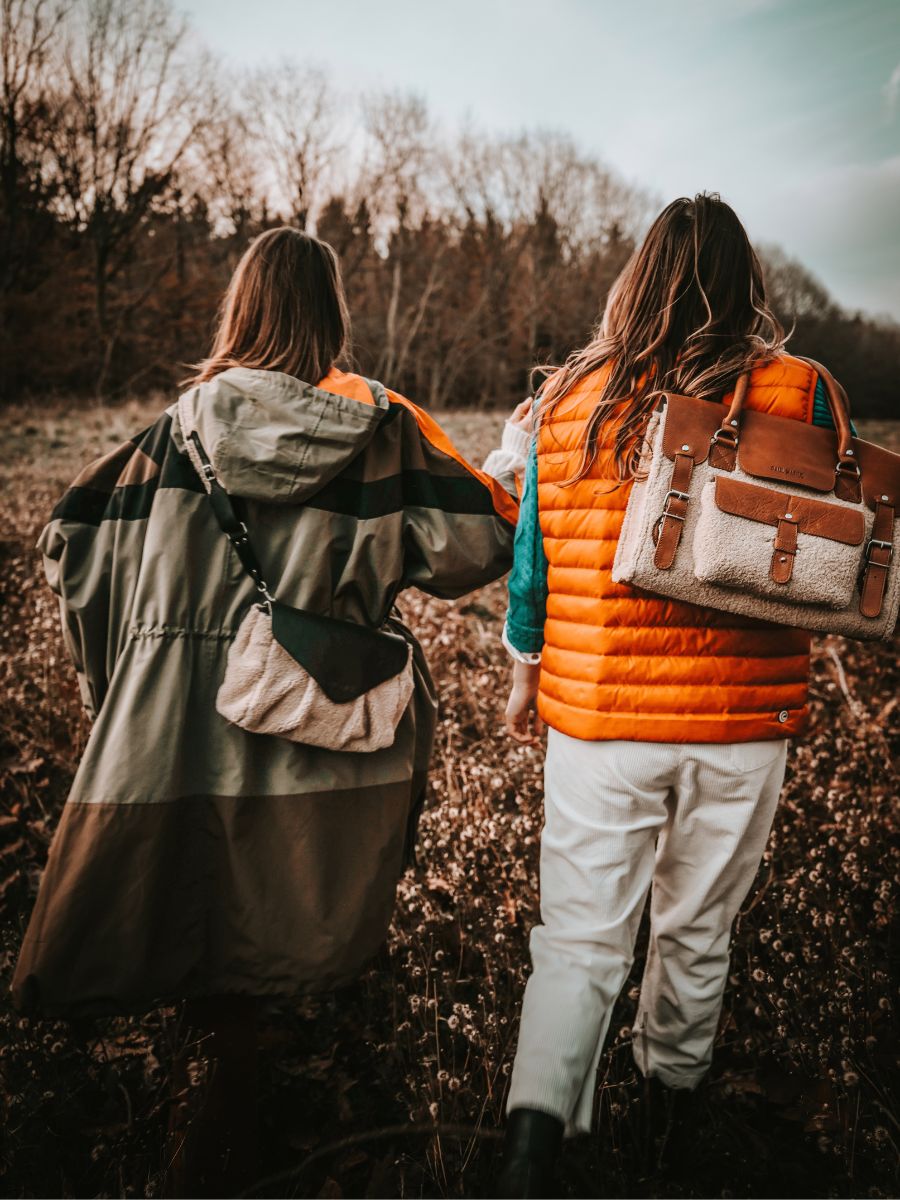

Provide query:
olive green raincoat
left=13, top=368, right=517, bottom=1016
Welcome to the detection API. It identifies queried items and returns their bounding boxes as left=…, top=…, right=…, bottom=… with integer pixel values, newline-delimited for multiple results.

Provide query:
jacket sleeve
left=503, top=439, right=548, bottom=656
left=392, top=394, right=519, bottom=599
left=38, top=518, right=113, bottom=720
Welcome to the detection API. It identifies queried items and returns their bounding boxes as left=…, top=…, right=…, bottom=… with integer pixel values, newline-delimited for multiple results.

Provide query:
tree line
left=2, top=0, right=898, bottom=415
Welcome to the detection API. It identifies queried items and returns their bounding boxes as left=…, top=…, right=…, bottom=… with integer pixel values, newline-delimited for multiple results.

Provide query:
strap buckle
left=654, top=489, right=690, bottom=542
left=835, top=457, right=861, bottom=479
left=710, top=429, right=738, bottom=448
left=865, top=537, right=893, bottom=566
left=662, top=488, right=690, bottom=519
left=227, top=521, right=251, bottom=550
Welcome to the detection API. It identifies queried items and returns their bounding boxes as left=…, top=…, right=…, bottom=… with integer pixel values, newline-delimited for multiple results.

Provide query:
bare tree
left=0, top=0, right=68, bottom=291
left=760, top=244, right=836, bottom=323
left=46, top=0, right=209, bottom=395
left=3, top=30, right=891, bottom=414
left=445, top=128, right=651, bottom=250
left=191, top=98, right=266, bottom=239
left=355, top=91, right=440, bottom=379
left=358, top=90, right=431, bottom=226
left=432, top=128, right=654, bottom=389
left=244, top=62, right=341, bottom=229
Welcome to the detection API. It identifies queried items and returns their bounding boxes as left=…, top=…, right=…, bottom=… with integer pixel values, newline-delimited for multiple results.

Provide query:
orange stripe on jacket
left=319, top=367, right=518, bottom=526
left=317, top=367, right=377, bottom=406
left=385, top=388, right=519, bottom=526
left=535, top=354, right=818, bottom=745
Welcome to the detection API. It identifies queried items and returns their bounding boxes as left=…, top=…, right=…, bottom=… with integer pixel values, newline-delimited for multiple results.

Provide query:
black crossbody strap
left=188, top=431, right=275, bottom=602
left=180, top=402, right=412, bottom=704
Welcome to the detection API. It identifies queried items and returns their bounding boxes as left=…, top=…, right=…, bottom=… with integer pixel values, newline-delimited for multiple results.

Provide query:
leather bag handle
left=794, top=356, right=855, bottom=463
left=713, top=372, right=750, bottom=448
left=713, top=358, right=857, bottom=475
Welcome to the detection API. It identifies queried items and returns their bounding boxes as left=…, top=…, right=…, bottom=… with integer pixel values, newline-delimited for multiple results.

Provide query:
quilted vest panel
left=536, top=354, right=817, bottom=743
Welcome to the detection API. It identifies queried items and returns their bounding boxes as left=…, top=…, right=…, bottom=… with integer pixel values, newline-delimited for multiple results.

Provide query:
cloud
left=884, top=62, right=900, bottom=120
left=745, top=156, right=900, bottom=318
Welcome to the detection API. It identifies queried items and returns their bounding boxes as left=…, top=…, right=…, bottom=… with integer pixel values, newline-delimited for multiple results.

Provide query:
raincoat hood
left=173, top=367, right=388, bottom=502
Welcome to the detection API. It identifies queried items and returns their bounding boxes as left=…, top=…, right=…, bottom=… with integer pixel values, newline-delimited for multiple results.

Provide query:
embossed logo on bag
left=769, top=466, right=804, bottom=477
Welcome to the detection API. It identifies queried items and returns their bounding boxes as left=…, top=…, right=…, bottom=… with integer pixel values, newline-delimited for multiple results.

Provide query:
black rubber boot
left=644, top=1075, right=703, bottom=1175
left=496, top=1107, right=565, bottom=1199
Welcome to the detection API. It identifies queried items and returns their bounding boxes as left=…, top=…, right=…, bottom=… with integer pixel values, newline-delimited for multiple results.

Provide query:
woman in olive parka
left=13, top=227, right=529, bottom=1194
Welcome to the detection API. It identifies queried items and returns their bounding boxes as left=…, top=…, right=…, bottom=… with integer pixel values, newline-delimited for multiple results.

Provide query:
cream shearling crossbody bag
left=612, top=359, right=900, bottom=641
left=179, top=395, right=414, bottom=752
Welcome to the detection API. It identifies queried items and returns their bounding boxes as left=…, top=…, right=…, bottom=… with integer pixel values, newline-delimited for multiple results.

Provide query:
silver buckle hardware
left=655, top=490, right=690, bottom=541
left=662, top=488, right=690, bottom=519
left=228, top=521, right=251, bottom=549
left=201, top=461, right=216, bottom=482
left=710, top=430, right=738, bottom=447
left=865, top=538, right=893, bottom=566
left=835, top=458, right=861, bottom=478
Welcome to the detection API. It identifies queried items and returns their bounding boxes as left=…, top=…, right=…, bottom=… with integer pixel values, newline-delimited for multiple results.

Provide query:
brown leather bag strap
left=708, top=372, right=748, bottom=471
left=715, top=371, right=751, bottom=436
left=713, top=359, right=857, bottom=487
left=860, top=501, right=894, bottom=619
left=654, top=451, right=694, bottom=569
left=715, top=359, right=853, bottom=452
left=794, top=356, right=855, bottom=463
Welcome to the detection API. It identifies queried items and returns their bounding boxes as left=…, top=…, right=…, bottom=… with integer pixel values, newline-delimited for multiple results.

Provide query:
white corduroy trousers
left=507, top=730, right=788, bottom=1134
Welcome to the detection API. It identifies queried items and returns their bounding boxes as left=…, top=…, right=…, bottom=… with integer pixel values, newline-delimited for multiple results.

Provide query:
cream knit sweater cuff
left=482, top=420, right=532, bottom=479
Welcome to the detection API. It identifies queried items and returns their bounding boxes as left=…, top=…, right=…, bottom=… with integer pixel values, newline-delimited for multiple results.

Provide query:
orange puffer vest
left=536, top=354, right=818, bottom=743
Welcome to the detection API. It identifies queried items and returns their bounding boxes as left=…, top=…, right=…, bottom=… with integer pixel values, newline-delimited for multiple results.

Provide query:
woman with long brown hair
left=497, top=194, right=843, bottom=1195
left=12, top=226, right=530, bottom=1196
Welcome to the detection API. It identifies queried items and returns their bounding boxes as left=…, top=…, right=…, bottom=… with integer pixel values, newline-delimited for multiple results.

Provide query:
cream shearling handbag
left=179, top=396, right=414, bottom=752
left=612, top=359, right=900, bottom=641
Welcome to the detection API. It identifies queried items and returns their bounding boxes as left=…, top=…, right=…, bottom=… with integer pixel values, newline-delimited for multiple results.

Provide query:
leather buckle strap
left=865, top=538, right=894, bottom=565
left=771, top=516, right=798, bottom=584
left=707, top=373, right=748, bottom=473
left=654, top=451, right=694, bottom=569
left=860, top=501, right=894, bottom=619
left=662, top=488, right=691, bottom=513
left=834, top=456, right=862, bottom=504
left=708, top=424, right=739, bottom=473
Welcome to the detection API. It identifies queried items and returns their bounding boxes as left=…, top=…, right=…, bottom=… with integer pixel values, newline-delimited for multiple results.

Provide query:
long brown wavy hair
left=186, top=226, right=349, bottom=386
left=537, top=193, right=786, bottom=483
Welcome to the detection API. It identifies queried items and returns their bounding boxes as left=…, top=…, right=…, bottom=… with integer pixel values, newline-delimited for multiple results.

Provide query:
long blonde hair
left=538, top=193, right=786, bottom=482
left=185, top=226, right=349, bottom=387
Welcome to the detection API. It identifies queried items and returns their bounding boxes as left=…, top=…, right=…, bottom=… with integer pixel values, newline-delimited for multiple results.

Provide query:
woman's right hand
left=505, top=660, right=544, bottom=743
left=508, top=397, right=533, bottom=434
left=482, top=397, right=533, bottom=481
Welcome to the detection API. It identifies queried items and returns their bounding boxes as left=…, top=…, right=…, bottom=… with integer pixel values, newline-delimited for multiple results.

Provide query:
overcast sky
left=183, top=0, right=900, bottom=320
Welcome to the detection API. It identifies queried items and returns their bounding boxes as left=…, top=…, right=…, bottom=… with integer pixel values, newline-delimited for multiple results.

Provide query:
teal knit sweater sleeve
left=503, top=377, right=846, bottom=657
left=504, top=437, right=548, bottom=655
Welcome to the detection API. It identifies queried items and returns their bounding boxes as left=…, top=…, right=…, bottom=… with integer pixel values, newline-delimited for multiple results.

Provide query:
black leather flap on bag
left=269, top=601, right=410, bottom=705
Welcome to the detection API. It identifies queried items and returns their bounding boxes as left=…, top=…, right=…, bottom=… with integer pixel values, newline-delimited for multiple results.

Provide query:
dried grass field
left=0, top=400, right=898, bottom=1199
